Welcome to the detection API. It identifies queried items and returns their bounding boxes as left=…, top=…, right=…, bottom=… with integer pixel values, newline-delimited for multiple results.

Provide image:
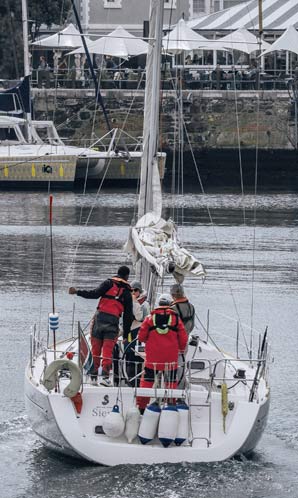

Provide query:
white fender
left=103, top=405, right=125, bottom=438
left=175, top=401, right=189, bottom=446
left=43, top=359, right=82, bottom=398
left=138, top=401, right=161, bottom=444
left=125, top=405, right=141, bottom=443
left=158, top=404, right=179, bottom=448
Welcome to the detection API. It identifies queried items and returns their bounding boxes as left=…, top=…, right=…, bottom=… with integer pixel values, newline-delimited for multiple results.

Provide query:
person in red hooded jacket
left=69, top=265, right=133, bottom=386
left=136, top=293, right=188, bottom=411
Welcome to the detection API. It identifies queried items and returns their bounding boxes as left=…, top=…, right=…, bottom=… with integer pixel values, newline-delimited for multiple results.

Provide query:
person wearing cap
left=124, top=280, right=150, bottom=386
left=68, top=265, right=133, bottom=386
left=136, top=294, right=188, bottom=412
left=170, top=284, right=195, bottom=335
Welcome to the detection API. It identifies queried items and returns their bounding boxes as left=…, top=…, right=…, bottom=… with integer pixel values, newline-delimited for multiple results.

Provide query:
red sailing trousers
left=137, top=368, right=178, bottom=410
left=91, top=336, right=116, bottom=374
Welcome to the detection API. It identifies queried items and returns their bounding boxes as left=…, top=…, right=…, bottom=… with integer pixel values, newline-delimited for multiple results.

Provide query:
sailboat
left=0, top=0, right=154, bottom=187
left=24, top=0, right=270, bottom=465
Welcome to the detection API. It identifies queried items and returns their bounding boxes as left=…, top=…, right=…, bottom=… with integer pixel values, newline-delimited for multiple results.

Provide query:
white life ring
left=43, top=359, right=82, bottom=398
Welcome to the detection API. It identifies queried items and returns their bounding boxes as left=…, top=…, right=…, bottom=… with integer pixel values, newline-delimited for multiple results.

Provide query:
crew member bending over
left=137, top=293, right=188, bottom=412
left=69, top=265, right=133, bottom=386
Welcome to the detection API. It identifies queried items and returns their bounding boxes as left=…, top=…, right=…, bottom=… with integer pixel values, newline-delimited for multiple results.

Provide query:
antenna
left=49, top=195, right=55, bottom=314
left=21, top=0, right=32, bottom=141
left=49, top=195, right=58, bottom=358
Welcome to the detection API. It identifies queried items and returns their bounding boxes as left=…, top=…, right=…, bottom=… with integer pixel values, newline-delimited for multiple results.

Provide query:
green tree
left=0, top=0, right=71, bottom=79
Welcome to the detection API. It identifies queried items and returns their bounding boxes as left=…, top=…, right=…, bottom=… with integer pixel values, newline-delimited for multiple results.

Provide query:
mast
left=21, top=0, right=32, bottom=141
left=21, top=0, right=30, bottom=77
left=136, top=0, right=165, bottom=295
left=257, top=0, right=263, bottom=86
left=258, top=0, right=263, bottom=41
left=138, top=0, right=165, bottom=218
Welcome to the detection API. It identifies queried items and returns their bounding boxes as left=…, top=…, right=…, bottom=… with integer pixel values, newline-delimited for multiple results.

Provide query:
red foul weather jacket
left=138, top=306, right=188, bottom=371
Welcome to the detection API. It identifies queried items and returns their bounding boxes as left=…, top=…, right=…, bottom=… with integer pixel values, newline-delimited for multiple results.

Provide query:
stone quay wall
left=32, top=88, right=296, bottom=150
left=32, top=88, right=298, bottom=190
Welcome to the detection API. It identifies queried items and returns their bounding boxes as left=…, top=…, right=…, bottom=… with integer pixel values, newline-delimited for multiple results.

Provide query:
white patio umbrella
left=162, top=18, right=224, bottom=53
left=32, top=24, right=91, bottom=49
left=261, top=25, right=298, bottom=56
left=218, top=28, right=271, bottom=54
left=67, top=26, right=148, bottom=57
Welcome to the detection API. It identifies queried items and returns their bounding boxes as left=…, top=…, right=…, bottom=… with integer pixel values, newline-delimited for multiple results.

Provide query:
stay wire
left=182, top=116, right=250, bottom=357
left=63, top=156, right=113, bottom=288
left=38, top=182, right=51, bottom=338
left=249, top=94, right=260, bottom=360
left=231, top=51, right=246, bottom=226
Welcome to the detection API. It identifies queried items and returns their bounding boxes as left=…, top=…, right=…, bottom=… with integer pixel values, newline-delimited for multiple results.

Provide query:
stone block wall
left=32, top=88, right=295, bottom=151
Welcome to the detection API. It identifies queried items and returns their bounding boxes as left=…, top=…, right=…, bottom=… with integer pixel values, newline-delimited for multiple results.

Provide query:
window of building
left=214, top=0, right=222, bottom=11
left=164, top=0, right=177, bottom=8
left=193, top=0, right=206, bottom=15
left=103, top=0, right=122, bottom=8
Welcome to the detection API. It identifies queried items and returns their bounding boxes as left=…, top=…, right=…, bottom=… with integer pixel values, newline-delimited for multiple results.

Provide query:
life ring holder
left=43, top=359, right=82, bottom=398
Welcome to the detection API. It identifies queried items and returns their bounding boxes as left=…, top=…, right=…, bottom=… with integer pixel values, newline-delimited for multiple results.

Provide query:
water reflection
left=0, top=191, right=297, bottom=498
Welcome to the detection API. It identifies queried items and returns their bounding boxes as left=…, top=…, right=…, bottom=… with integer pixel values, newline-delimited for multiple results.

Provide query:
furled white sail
left=127, top=214, right=206, bottom=282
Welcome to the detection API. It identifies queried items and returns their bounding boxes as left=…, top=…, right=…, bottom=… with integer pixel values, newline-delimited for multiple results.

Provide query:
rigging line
left=5, top=0, right=20, bottom=79
left=51, top=0, right=67, bottom=121
left=114, top=71, right=146, bottom=147
left=63, top=156, right=113, bottom=287
left=59, top=0, right=66, bottom=27
left=78, top=157, right=91, bottom=227
left=89, top=70, right=146, bottom=158
left=224, top=0, right=255, bottom=231
left=52, top=0, right=69, bottom=126
left=171, top=74, right=178, bottom=222
left=194, top=312, right=221, bottom=352
left=231, top=51, right=246, bottom=226
left=179, top=69, right=184, bottom=233
left=182, top=119, right=250, bottom=356
left=249, top=93, right=260, bottom=360
left=38, top=182, right=52, bottom=336
left=70, top=0, right=112, bottom=133
left=169, top=68, right=180, bottom=224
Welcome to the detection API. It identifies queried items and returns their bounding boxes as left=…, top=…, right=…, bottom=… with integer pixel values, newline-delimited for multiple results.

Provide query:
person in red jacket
left=69, top=265, right=133, bottom=386
left=136, top=293, right=188, bottom=411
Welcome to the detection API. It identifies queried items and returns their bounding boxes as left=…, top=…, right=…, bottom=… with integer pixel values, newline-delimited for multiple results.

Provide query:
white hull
left=25, top=337, right=270, bottom=466
left=0, top=110, right=166, bottom=184
left=0, top=146, right=166, bottom=183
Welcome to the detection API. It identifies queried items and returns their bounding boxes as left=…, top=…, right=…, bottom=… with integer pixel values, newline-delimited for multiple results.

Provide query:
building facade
left=77, top=0, right=247, bottom=35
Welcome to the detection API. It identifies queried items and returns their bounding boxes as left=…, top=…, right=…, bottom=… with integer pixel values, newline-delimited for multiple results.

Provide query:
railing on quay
left=31, top=67, right=292, bottom=92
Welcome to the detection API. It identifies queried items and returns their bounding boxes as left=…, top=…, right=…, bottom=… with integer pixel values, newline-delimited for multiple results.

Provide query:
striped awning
left=189, top=0, right=298, bottom=31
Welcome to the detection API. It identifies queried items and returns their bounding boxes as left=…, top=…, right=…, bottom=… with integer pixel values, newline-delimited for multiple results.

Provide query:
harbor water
left=0, top=189, right=297, bottom=498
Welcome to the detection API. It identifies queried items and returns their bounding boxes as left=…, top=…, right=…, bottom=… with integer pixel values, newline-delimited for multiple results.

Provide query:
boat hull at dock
left=0, top=149, right=166, bottom=187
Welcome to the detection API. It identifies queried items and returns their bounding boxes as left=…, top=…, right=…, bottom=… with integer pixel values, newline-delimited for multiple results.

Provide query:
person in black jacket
left=69, top=265, right=133, bottom=386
